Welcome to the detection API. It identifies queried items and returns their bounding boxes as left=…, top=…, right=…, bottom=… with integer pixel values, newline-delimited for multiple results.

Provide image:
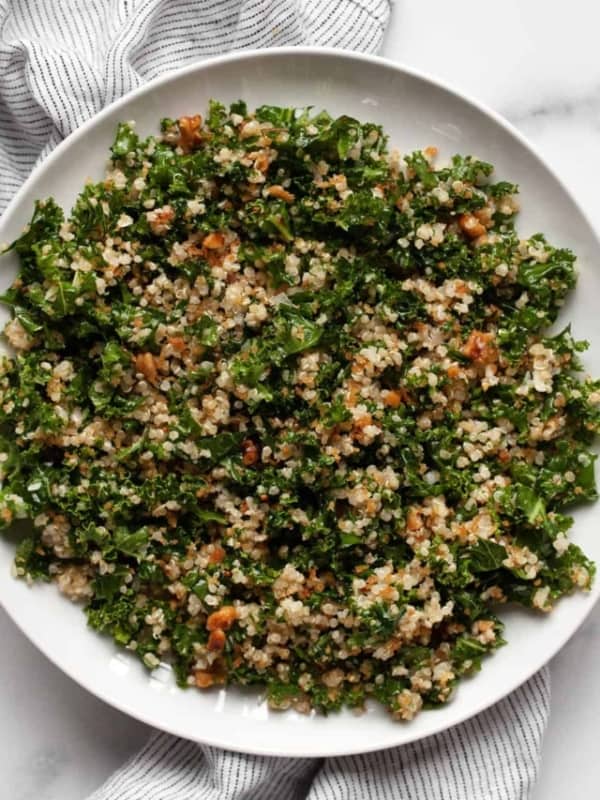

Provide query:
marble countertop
left=3, top=1, right=600, bottom=797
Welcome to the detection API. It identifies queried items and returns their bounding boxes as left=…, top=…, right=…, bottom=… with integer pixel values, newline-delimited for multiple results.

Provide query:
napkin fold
left=0, top=2, right=550, bottom=798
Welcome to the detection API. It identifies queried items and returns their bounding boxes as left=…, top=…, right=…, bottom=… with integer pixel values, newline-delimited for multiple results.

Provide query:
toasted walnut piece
left=194, top=670, right=214, bottom=688
left=458, top=213, right=486, bottom=239
left=352, top=413, right=372, bottom=431
left=202, top=232, right=225, bottom=249
left=207, top=628, right=226, bottom=651
left=382, top=390, right=402, bottom=408
left=267, top=185, right=295, bottom=202
left=178, top=115, right=203, bottom=153
left=208, top=545, right=226, bottom=564
left=407, top=508, right=422, bottom=531
left=241, top=438, right=259, bottom=466
left=147, top=205, right=175, bottom=235
left=462, top=330, right=497, bottom=364
left=168, top=336, right=186, bottom=353
left=254, top=152, right=271, bottom=173
left=206, top=605, right=237, bottom=631
left=135, top=352, right=159, bottom=384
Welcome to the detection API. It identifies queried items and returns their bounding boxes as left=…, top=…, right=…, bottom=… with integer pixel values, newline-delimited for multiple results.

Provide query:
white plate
left=1, top=47, right=599, bottom=757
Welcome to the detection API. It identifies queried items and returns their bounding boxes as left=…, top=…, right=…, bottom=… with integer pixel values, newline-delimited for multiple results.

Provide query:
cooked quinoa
left=0, top=101, right=598, bottom=719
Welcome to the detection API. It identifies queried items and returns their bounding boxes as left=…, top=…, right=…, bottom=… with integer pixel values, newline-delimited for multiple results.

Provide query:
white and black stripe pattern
left=89, top=670, right=550, bottom=800
left=0, top=0, right=391, bottom=213
left=0, top=2, right=551, bottom=797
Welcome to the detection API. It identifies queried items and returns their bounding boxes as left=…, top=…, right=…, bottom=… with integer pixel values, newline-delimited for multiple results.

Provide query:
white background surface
left=2, top=1, right=599, bottom=797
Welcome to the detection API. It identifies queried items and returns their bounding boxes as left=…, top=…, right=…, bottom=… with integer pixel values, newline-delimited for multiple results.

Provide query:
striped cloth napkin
left=0, top=2, right=550, bottom=798
left=89, top=670, right=549, bottom=800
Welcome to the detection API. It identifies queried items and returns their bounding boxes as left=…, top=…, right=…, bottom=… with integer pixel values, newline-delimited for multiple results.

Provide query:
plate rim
left=1, top=45, right=599, bottom=756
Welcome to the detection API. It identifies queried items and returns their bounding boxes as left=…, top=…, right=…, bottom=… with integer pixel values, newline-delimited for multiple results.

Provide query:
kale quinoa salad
left=0, top=100, right=598, bottom=721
